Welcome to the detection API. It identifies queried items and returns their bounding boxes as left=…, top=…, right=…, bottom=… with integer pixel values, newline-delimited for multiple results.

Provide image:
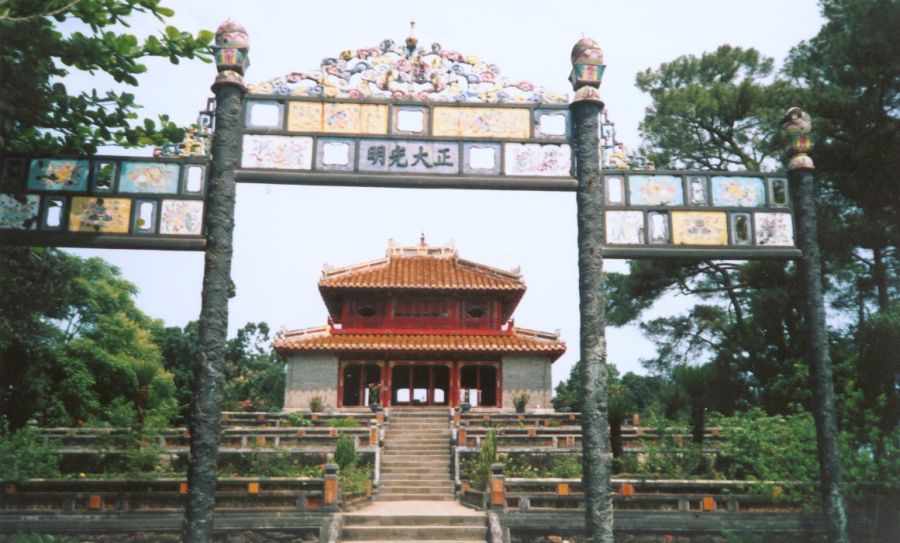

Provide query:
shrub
left=284, top=412, right=313, bottom=427
left=220, top=451, right=324, bottom=478
left=328, top=417, right=359, bottom=428
left=340, top=462, right=372, bottom=494
left=308, top=395, right=324, bottom=412
left=334, top=434, right=358, bottom=471
left=472, top=430, right=497, bottom=490
left=0, top=422, right=60, bottom=480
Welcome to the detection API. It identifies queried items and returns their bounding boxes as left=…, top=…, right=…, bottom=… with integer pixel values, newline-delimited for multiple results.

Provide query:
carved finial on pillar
left=569, top=37, right=605, bottom=104
left=406, top=21, right=418, bottom=58
left=213, top=19, right=249, bottom=90
left=781, top=107, right=814, bottom=170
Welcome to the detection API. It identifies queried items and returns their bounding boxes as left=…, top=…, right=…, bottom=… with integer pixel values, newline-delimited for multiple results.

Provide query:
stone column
left=182, top=19, right=249, bottom=543
left=569, top=38, right=613, bottom=543
left=781, top=107, right=848, bottom=543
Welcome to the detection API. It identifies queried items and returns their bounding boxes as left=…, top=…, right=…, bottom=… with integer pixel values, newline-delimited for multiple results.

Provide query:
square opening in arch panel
left=316, top=139, right=356, bottom=171
left=245, top=101, right=284, bottom=130
left=394, top=107, right=428, bottom=135
left=464, top=143, right=501, bottom=175
left=535, top=110, right=568, bottom=139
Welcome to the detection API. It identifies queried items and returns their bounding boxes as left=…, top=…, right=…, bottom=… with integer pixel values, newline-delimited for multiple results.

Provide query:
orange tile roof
left=274, top=326, right=566, bottom=361
left=318, top=242, right=525, bottom=292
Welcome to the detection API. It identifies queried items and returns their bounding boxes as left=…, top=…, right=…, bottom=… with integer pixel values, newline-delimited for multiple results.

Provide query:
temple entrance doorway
left=390, top=364, right=450, bottom=407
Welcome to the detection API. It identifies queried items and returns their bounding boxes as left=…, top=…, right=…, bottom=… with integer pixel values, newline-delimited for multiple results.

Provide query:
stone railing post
left=489, top=463, right=506, bottom=511
left=323, top=463, right=340, bottom=511
left=370, top=421, right=381, bottom=494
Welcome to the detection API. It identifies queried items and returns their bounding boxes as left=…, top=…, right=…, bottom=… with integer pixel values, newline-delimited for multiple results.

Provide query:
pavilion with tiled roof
left=275, top=238, right=565, bottom=411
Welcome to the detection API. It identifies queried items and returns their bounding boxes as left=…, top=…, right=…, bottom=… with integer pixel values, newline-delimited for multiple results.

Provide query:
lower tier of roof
left=274, top=326, right=565, bottom=362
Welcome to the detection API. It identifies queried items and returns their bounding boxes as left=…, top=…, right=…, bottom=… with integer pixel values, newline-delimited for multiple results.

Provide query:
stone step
left=384, top=434, right=451, bottom=441
left=378, top=489, right=455, bottom=496
left=385, top=433, right=451, bottom=438
left=380, top=463, right=450, bottom=470
left=388, top=421, right=450, bottom=426
left=380, top=468, right=450, bottom=476
left=381, top=447, right=450, bottom=458
left=381, top=463, right=450, bottom=470
left=344, top=515, right=484, bottom=527
left=342, top=525, right=486, bottom=542
left=379, top=483, right=455, bottom=493
left=383, top=451, right=449, bottom=456
left=380, top=479, right=453, bottom=487
left=384, top=439, right=450, bottom=450
left=381, top=459, right=450, bottom=467
left=385, top=424, right=450, bottom=437
left=384, top=438, right=450, bottom=445
left=388, top=415, right=450, bottom=424
left=374, top=493, right=457, bottom=501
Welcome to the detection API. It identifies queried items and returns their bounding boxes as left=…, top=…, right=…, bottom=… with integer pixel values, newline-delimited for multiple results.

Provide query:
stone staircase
left=340, top=408, right=488, bottom=543
left=378, top=408, right=455, bottom=501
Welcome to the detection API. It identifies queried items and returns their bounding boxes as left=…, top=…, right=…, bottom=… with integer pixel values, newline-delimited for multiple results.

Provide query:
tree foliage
left=612, top=0, right=899, bottom=515
left=0, top=247, right=176, bottom=429
left=636, top=45, right=792, bottom=171
left=0, top=0, right=213, bottom=154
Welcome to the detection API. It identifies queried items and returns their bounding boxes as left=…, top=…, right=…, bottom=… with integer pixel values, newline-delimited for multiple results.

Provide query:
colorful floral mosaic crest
left=247, top=40, right=568, bottom=105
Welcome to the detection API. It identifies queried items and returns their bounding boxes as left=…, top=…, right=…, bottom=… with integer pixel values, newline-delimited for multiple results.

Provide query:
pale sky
left=64, top=0, right=826, bottom=386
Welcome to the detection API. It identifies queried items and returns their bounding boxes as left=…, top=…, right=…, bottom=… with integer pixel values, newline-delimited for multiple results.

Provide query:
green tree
left=154, top=320, right=199, bottom=423
left=0, top=247, right=177, bottom=428
left=0, top=0, right=213, bottom=155
left=223, top=322, right=285, bottom=411
left=784, top=0, right=899, bottom=313
left=635, top=45, right=791, bottom=170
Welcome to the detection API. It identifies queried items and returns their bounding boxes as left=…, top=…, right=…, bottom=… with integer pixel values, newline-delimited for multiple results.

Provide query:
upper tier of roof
left=319, top=238, right=525, bottom=293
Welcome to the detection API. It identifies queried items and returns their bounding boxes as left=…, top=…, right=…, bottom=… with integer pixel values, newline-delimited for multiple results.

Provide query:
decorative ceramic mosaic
left=432, top=107, right=530, bottom=139
left=629, top=175, right=683, bottom=206
left=160, top=200, right=204, bottom=236
left=68, top=197, right=131, bottom=233
left=503, top=144, right=570, bottom=176
left=671, top=211, right=728, bottom=245
left=27, top=159, right=89, bottom=191
left=119, top=162, right=180, bottom=193
left=287, top=102, right=389, bottom=134
left=0, top=194, right=40, bottom=229
left=241, top=135, right=314, bottom=169
left=754, top=212, right=794, bottom=246
left=711, top=176, right=766, bottom=207
left=247, top=39, right=568, bottom=105
left=605, top=211, right=645, bottom=244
